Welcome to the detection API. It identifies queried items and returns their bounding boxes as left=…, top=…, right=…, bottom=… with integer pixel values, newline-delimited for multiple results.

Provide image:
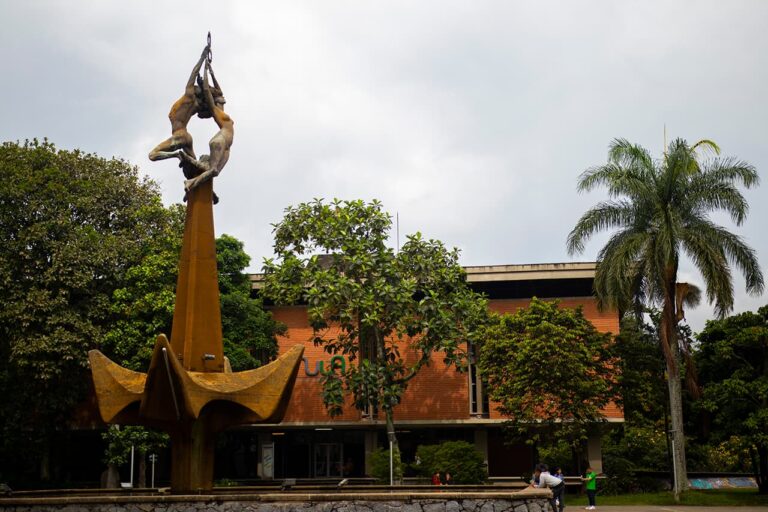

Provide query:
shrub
left=369, top=446, right=403, bottom=483
left=536, top=439, right=574, bottom=475
left=414, top=441, right=488, bottom=484
left=601, top=423, right=671, bottom=494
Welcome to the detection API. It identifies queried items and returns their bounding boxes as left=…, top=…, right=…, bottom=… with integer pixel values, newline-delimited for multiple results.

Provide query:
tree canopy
left=217, top=234, right=285, bottom=370
left=101, top=204, right=185, bottom=371
left=0, top=139, right=171, bottom=481
left=478, top=298, right=617, bottom=448
left=696, top=305, right=768, bottom=493
left=613, top=314, right=667, bottom=423
left=262, top=198, right=488, bottom=448
left=0, top=139, right=283, bottom=485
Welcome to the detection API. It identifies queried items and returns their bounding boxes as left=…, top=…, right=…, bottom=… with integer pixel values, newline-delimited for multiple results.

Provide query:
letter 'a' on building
left=247, top=262, right=621, bottom=480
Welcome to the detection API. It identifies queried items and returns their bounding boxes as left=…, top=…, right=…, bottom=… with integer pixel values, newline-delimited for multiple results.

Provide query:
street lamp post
left=149, top=454, right=158, bottom=488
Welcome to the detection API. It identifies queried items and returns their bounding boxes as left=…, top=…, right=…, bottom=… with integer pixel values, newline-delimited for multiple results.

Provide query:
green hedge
left=413, top=441, right=488, bottom=484
left=369, top=446, right=404, bottom=483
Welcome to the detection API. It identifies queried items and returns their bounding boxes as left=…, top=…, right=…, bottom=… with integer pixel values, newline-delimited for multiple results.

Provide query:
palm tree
left=567, top=138, right=763, bottom=496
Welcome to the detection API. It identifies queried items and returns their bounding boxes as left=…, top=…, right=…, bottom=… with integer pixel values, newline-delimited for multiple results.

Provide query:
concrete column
left=256, top=432, right=273, bottom=478
left=585, top=432, right=603, bottom=474
left=474, top=428, right=489, bottom=468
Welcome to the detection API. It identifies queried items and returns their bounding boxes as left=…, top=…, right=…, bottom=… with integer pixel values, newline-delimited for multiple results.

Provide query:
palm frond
left=685, top=178, right=749, bottom=225
left=700, top=156, right=759, bottom=188
left=608, top=138, right=654, bottom=171
left=690, top=139, right=721, bottom=157
left=593, top=229, right=649, bottom=310
left=675, top=282, right=702, bottom=322
left=680, top=223, right=734, bottom=317
left=567, top=200, right=638, bottom=255
left=576, top=163, right=653, bottom=201
left=641, top=238, right=665, bottom=305
left=704, top=223, right=764, bottom=296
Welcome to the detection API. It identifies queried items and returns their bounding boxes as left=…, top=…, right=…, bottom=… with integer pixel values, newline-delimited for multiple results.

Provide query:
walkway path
left=575, top=507, right=767, bottom=511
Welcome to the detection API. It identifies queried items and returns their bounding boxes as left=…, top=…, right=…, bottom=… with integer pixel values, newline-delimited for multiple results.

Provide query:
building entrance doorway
left=314, top=443, right=343, bottom=477
left=272, top=430, right=364, bottom=479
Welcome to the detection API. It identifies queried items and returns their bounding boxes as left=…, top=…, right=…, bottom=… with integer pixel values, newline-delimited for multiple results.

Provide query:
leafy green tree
left=567, top=138, right=764, bottom=494
left=100, top=233, right=283, bottom=481
left=102, top=426, right=168, bottom=488
left=262, top=199, right=488, bottom=452
left=600, top=314, right=672, bottom=493
left=414, top=441, right=488, bottom=484
left=0, top=139, right=282, bottom=486
left=102, top=205, right=184, bottom=371
left=613, top=314, right=667, bottom=424
left=478, top=298, right=616, bottom=465
left=601, top=424, right=670, bottom=494
left=217, top=234, right=284, bottom=370
left=104, top=229, right=282, bottom=373
left=696, top=305, right=768, bottom=493
left=99, top=205, right=183, bottom=488
left=0, top=140, right=171, bottom=484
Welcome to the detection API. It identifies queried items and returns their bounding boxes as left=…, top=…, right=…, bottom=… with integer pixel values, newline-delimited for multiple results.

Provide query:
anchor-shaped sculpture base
left=89, top=178, right=302, bottom=491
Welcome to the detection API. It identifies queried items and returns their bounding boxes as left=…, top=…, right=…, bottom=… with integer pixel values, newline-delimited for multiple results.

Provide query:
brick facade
left=250, top=263, right=622, bottom=478
left=271, top=295, right=622, bottom=425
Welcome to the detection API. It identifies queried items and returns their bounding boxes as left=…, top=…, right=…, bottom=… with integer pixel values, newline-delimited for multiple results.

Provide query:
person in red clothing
left=432, top=470, right=442, bottom=485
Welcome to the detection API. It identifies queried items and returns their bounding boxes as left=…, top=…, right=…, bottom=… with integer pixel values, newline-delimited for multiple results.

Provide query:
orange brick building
left=248, top=262, right=621, bottom=480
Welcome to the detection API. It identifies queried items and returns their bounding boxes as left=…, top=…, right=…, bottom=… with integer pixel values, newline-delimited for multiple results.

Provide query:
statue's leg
left=149, top=132, right=195, bottom=161
left=206, top=135, right=230, bottom=175
left=184, top=169, right=215, bottom=192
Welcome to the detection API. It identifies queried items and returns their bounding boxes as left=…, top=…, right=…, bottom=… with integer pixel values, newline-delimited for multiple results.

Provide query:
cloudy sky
left=2, top=1, right=766, bottom=332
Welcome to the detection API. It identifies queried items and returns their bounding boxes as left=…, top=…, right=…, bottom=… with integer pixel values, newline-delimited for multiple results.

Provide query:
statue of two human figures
left=148, top=34, right=234, bottom=203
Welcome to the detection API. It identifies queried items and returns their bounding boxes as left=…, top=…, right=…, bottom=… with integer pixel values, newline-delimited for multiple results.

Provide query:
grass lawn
left=568, top=489, right=768, bottom=507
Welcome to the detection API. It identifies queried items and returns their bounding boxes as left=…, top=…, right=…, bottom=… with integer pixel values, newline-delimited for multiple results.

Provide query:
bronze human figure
left=177, top=61, right=235, bottom=193
left=148, top=46, right=209, bottom=164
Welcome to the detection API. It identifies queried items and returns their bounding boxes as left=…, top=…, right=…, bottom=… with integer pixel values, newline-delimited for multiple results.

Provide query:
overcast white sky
left=2, top=1, right=766, bottom=333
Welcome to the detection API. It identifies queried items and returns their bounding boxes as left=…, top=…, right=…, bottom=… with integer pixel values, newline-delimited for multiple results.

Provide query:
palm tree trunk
left=662, top=293, right=689, bottom=497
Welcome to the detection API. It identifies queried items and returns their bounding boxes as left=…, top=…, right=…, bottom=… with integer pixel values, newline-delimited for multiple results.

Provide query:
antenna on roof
left=396, top=212, right=400, bottom=253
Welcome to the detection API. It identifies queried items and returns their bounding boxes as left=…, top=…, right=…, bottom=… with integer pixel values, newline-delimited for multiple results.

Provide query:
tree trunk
left=138, top=454, right=147, bottom=488
left=384, top=409, right=400, bottom=485
left=666, top=363, right=688, bottom=495
left=103, top=463, right=120, bottom=488
left=39, top=446, right=51, bottom=482
left=756, top=446, right=768, bottom=494
left=661, top=291, right=689, bottom=497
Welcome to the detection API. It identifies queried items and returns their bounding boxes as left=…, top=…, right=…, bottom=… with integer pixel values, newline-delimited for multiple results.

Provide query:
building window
left=468, top=341, right=489, bottom=417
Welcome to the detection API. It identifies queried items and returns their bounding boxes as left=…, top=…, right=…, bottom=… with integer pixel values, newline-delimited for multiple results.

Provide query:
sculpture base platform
left=89, top=336, right=304, bottom=491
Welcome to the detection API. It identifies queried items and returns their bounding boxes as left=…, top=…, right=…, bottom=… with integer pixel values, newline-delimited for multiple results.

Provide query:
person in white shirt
left=532, top=463, right=565, bottom=512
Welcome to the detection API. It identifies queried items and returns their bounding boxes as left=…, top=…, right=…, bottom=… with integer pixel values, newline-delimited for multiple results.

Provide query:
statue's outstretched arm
left=203, top=62, right=217, bottom=114
left=185, top=46, right=210, bottom=93
left=209, top=65, right=223, bottom=96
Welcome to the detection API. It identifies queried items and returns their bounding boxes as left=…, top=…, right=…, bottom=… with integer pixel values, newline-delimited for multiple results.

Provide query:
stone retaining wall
left=0, top=492, right=553, bottom=512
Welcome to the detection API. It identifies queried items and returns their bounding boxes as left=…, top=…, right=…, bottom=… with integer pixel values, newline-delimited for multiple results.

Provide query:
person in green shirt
left=582, top=466, right=597, bottom=509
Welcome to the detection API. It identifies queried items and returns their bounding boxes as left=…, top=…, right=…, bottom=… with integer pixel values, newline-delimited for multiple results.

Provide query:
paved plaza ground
left=581, top=507, right=768, bottom=511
